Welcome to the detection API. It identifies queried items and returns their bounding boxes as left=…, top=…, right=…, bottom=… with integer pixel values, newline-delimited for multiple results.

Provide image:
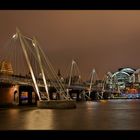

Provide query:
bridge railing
left=0, top=74, right=61, bottom=88
left=0, top=75, right=35, bottom=85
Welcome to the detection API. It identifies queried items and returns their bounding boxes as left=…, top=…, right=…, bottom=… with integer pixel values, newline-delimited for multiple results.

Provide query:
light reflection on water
left=0, top=99, right=140, bottom=130
left=24, top=110, right=55, bottom=130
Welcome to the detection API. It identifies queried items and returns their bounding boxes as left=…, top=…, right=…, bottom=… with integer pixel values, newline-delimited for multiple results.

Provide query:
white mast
left=16, top=28, right=41, bottom=101
left=32, top=37, right=50, bottom=100
left=66, top=60, right=76, bottom=97
left=68, top=60, right=76, bottom=87
left=89, top=69, right=95, bottom=97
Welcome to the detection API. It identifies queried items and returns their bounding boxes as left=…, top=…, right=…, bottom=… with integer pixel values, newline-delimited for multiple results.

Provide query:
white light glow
left=33, top=42, right=36, bottom=47
left=12, top=33, right=18, bottom=39
left=32, top=40, right=36, bottom=47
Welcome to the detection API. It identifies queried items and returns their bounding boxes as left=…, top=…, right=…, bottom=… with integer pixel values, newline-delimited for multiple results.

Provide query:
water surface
left=0, top=99, right=140, bottom=130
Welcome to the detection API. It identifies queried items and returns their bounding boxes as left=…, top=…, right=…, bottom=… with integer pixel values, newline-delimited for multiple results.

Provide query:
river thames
left=0, top=99, right=140, bottom=130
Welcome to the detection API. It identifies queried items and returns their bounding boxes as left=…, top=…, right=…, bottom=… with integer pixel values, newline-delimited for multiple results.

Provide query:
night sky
left=0, top=10, right=140, bottom=80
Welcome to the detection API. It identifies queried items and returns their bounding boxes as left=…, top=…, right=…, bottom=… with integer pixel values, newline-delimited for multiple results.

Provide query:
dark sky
left=0, top=10, right=140, bottom=80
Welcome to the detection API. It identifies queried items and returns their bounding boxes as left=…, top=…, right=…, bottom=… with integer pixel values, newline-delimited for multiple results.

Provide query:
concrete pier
left=37, top=100, right=76, bottom=109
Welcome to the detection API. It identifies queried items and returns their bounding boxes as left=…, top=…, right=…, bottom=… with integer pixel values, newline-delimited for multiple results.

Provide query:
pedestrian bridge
left=0, top=28, right=70, bottom=101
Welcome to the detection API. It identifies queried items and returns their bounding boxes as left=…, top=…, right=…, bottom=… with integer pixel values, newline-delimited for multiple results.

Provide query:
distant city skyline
left=0, top=10, right=140, bottom=80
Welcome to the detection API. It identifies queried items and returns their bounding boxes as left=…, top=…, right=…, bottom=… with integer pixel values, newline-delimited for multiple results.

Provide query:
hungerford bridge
left=1, top=28, right=138, bottom=107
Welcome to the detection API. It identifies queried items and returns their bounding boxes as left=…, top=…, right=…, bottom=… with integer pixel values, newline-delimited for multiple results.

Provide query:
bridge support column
left=28, top=89, right=32, bottom=104
left=76, top=92, right=80, bottom=101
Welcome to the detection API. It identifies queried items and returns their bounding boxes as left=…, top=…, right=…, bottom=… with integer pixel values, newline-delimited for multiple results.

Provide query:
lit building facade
left=105, top=67, right=140, bottom=95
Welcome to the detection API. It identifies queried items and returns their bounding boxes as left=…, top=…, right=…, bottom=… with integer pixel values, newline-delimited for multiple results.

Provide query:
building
left=0, top=60, right=38, bottom=107
left=105, top=67, right=140, bottom=95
